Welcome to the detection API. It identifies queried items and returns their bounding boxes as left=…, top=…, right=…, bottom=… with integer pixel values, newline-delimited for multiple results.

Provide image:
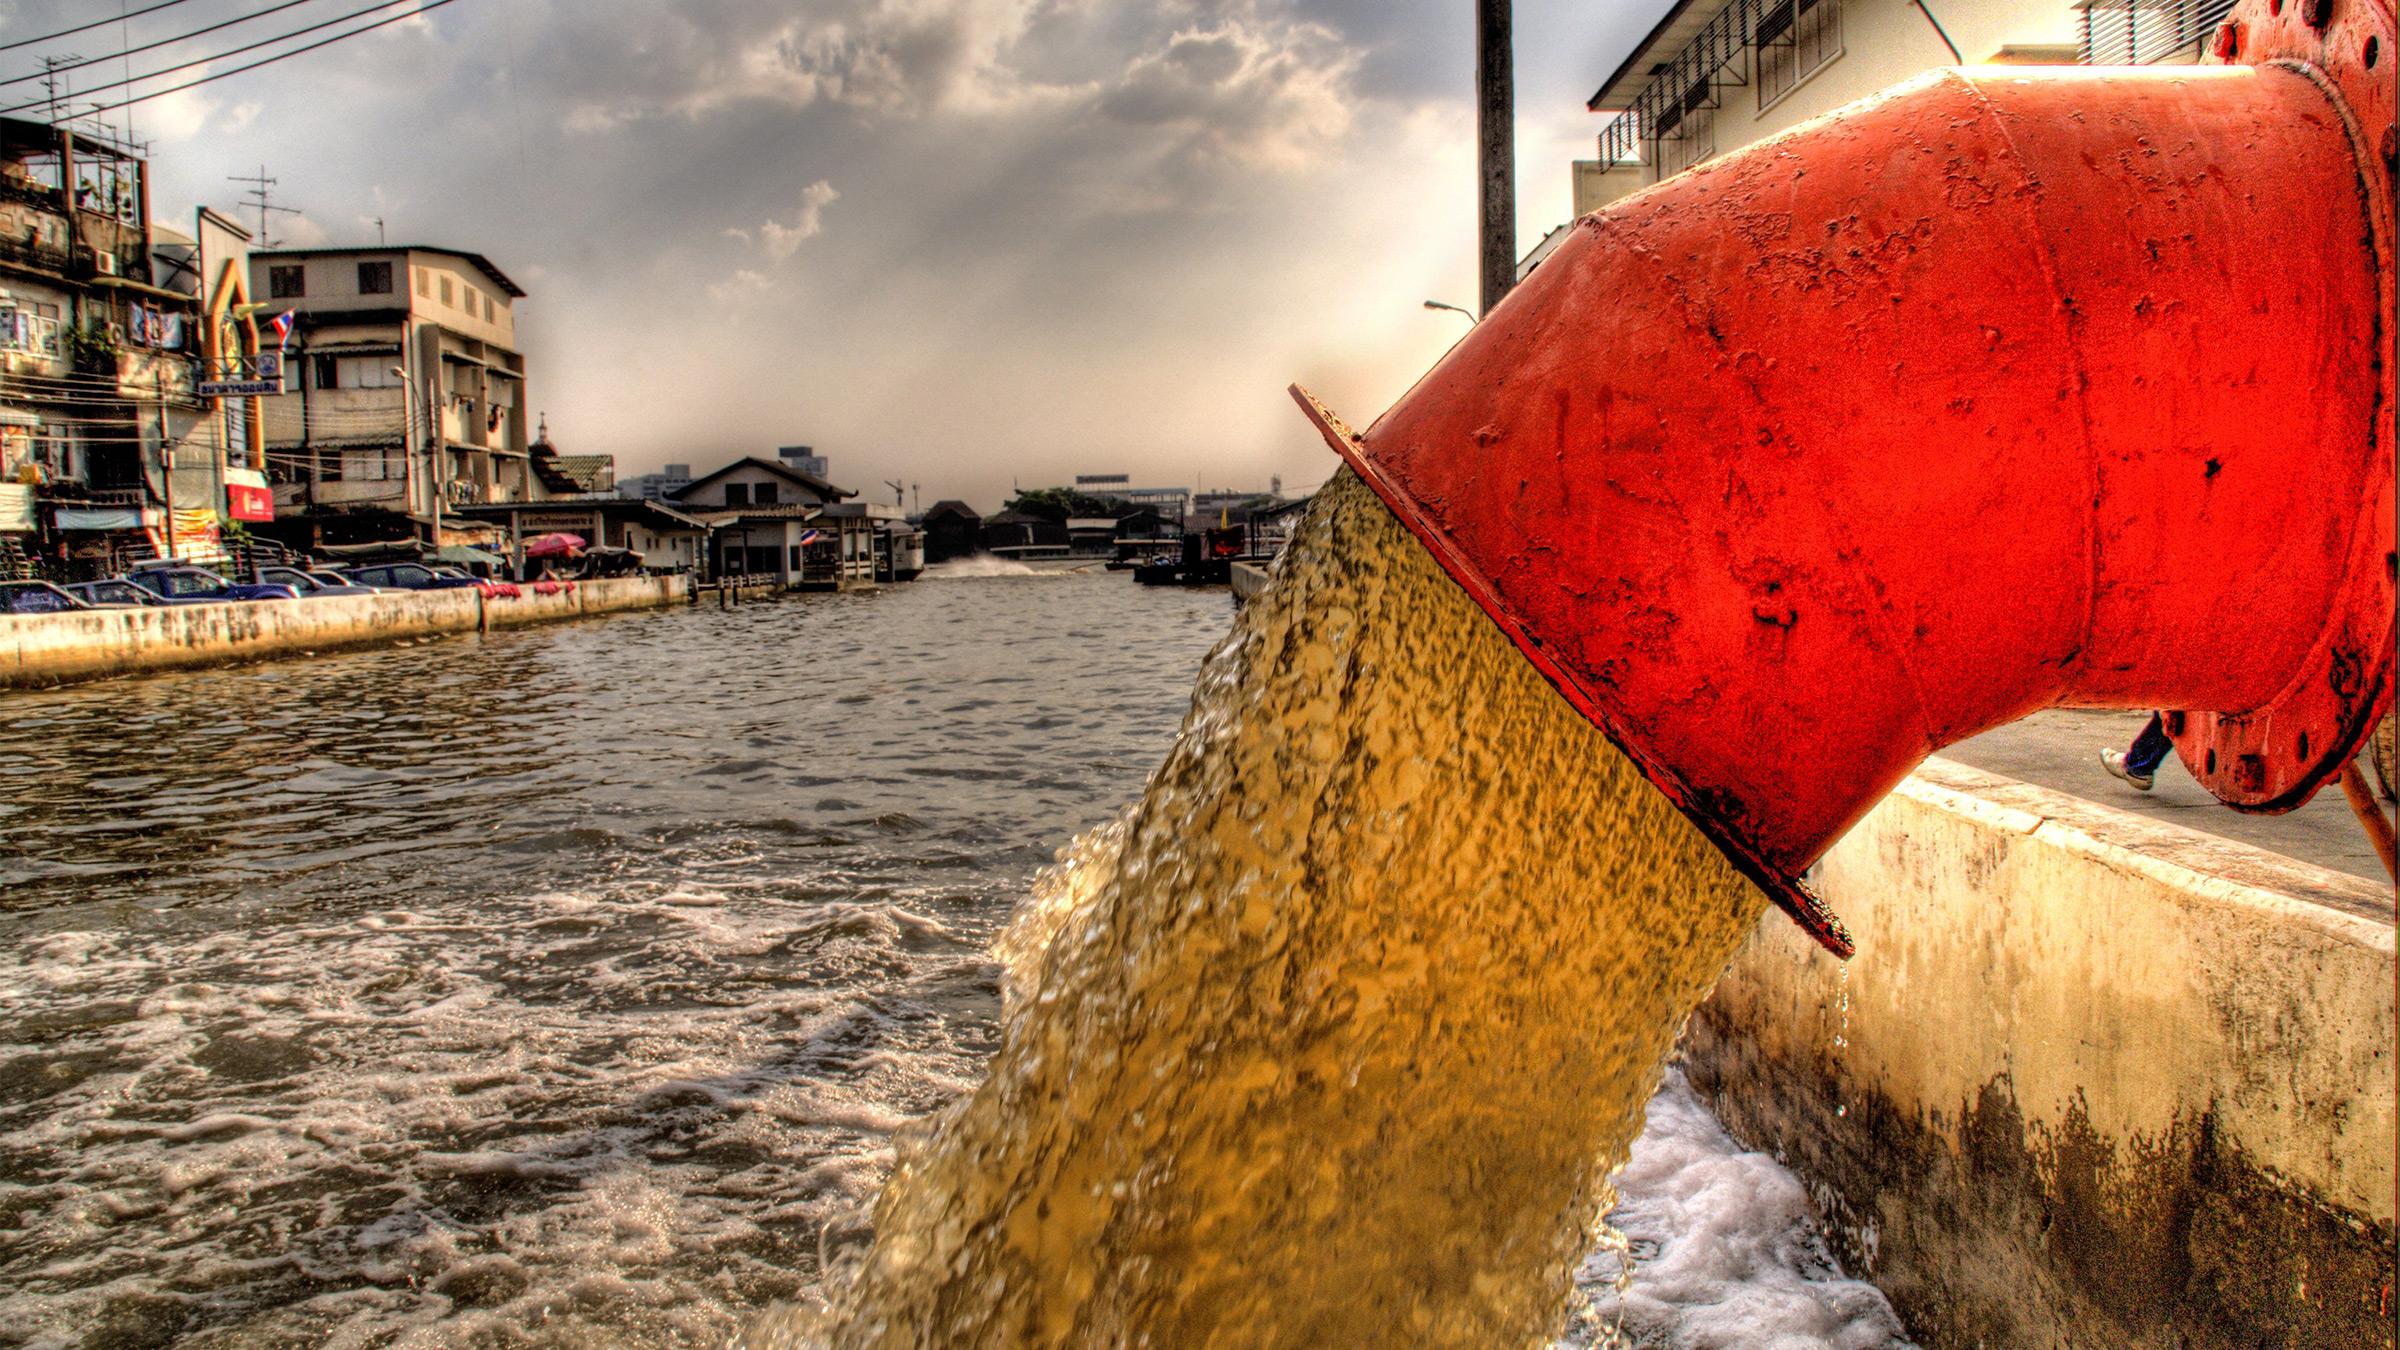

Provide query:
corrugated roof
left=551, top=455, right=614, bottom=490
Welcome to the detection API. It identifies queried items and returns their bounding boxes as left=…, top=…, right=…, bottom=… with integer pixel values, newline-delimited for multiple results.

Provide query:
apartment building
left=1571, top=0, right=2225, bottom=218
left=0, top=116, right=267, bottom=575
left=249, top=244, right=530, bottom=543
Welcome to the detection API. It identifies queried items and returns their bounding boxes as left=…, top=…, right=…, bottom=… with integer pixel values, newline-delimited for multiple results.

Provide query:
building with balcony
left=0, top=117, right=264, bottom=577
left=1572, top=0, right=2114, bottom=219
left=669, top=454, right=876, bottom=589
left=248, top=244, right=530, bottom=546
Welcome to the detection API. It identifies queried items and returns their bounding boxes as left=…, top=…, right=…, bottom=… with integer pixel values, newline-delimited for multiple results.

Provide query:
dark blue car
left=123, top=564, right=300, bottom=604
left=339, top=563, right=483, bottom=592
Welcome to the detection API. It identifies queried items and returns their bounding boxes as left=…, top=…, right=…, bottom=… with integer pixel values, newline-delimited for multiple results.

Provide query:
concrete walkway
left=1942, top=708, right=2393, bottom=884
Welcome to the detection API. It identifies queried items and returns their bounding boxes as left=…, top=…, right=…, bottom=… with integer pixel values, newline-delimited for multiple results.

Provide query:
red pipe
left=1297, top=23, right=2394, bottom=956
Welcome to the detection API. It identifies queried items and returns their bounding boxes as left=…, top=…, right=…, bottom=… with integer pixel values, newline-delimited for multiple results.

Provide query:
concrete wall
left=1683, top=757, right=2395, bottom=1349
left=0, top=575, right=682, bottom=689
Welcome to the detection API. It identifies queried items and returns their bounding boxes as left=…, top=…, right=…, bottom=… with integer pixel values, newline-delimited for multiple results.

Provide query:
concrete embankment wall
left=0, top=576, right=684, bottom=689
left=1683, top=756, right=2395, bottom=1349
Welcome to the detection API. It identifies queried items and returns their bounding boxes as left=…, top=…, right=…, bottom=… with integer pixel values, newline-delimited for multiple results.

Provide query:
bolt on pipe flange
left=2174, top=0, right=2397, bottom=813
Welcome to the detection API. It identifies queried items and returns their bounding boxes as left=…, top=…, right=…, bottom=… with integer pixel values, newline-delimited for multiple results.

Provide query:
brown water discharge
left=783, top=474, right=1773, bottom=1346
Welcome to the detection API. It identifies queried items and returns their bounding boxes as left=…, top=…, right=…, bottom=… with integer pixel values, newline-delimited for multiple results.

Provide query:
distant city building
left=1072, top=473, right=1188, bottom=521
left=617, top=463, right=692, bottom=501
left=778, top=445, right=828, bottom=480
left=249, top=242, right=531, bottom=543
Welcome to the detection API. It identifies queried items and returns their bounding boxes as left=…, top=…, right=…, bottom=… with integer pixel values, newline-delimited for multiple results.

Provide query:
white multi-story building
left=249, top=245, right=530, bottom=542
left=1570, top=0, right=2222, bottom=220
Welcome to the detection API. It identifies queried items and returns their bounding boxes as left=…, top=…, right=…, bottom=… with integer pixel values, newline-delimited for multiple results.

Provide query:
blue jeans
left=2125, top=712, right=2172, bottom=776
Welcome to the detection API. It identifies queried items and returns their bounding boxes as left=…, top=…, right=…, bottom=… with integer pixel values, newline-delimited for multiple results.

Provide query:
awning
left=431, top=544, right=506, bottom=567
left=54, top=506, right=154, bottom=531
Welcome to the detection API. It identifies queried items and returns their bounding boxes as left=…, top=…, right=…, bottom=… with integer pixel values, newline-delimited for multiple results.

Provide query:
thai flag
left=269, top=310, right=295, bottom=348
left=798, top=529, right=823, bottom=546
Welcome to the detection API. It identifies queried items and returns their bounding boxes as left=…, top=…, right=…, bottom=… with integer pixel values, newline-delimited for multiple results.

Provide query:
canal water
left=0, top=532, right=1906, bottom=1346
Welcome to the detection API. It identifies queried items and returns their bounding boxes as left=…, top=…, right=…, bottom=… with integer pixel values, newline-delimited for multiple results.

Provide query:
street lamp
left=1422, top=299, right=1476, bottom=325
left=392, top=365, right=443, bottom=548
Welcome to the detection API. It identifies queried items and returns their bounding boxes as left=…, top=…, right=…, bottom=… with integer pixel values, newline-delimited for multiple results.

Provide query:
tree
left=1004, top=487, right=1128, bottom=521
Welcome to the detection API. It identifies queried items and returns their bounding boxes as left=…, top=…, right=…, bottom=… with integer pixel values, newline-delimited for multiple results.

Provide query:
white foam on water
left=919, top=556, right=1040, bottom=578
left=0, top=870, right=999, bottom=1346
left=1565, top=1069, right=1917, bottom=1350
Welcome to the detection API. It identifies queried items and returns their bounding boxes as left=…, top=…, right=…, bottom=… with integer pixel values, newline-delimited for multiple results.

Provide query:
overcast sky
left=2, top=0, right=1668, bottom=509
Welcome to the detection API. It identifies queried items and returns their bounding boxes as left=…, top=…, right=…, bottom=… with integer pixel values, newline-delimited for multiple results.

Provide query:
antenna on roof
left=38, top=55, right=82, bottom=124
left=884, top=479, right=905, bottom=508
left=228, top=166, right=301, bottom=247
left=372, top=215, right=386, bottom=246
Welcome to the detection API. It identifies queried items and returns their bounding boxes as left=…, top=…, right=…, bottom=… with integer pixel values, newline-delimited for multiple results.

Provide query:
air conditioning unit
left=91, top=249, right=118, bottom=276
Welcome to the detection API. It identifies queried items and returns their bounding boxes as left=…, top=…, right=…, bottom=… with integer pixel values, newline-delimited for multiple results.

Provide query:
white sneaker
left=2100, top=748, right=2154, bottom=792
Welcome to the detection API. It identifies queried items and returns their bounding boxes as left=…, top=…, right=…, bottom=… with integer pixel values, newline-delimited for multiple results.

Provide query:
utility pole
left=372, top=215, right=386, bottom=245
left=1476, top=0, right=1516, bottom=316
left=426, top=369, right=445, bottom=547
left=227, top=167, right=300, bottom=248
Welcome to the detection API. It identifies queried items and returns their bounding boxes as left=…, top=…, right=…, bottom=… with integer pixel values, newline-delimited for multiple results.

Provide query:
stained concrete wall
left=0, top=576, right=684, bottom=689
left=1683, top=756, right=2395, bottom=1349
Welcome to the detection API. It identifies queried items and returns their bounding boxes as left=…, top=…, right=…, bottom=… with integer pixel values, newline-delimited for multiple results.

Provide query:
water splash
left=922, top=556, right=1042, bottom=578
left=782, top=473, right=1773, bottom=1346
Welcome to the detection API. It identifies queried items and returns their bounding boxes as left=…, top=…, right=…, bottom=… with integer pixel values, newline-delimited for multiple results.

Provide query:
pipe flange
left=2174, top=0, right=2397, bottom=811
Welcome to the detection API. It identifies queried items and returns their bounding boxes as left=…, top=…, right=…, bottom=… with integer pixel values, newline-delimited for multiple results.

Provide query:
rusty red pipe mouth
left=1296, top=16, right=2396, bottom=957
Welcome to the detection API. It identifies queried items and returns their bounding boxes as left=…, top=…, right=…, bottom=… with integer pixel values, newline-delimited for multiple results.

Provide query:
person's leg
left=2124, top=712, right=2173, bottom=775
left=2101, top=712, right=2171, bottom=790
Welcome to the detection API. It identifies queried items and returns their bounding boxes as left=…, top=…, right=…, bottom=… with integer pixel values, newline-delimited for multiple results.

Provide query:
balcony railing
left=2077, top=0, right=2235, bottom=64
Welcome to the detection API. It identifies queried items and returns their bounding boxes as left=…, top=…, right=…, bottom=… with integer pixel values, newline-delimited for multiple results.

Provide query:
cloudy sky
left=2, top=0, right=1668, bottom=509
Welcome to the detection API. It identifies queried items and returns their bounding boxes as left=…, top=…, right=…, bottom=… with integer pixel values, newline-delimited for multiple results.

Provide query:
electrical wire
left=0, top=0, right=332, bottom=90
left=0, top=0, right=435, bottom=118
left=0, top=0, right=205, bottom=54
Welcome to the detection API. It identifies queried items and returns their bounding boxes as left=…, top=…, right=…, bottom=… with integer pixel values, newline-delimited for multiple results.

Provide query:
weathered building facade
left=0, top=118, right=266, bottom=577
left=248, top=244, right=530, bottom=545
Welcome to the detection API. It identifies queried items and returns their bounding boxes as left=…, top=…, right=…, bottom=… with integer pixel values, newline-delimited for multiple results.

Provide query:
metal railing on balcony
left=2077, top=0, right=2236, bottom=64
left=1598, top=0, right=1844, bottom=172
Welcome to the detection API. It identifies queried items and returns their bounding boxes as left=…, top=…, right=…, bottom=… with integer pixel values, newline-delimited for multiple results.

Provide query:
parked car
left=124, top=564, right=301, bottom=604
left=341, top=563, right=483, bottom=592
left=301, top=569, right=403, bottom=595
left=428, top=564, right=522, bottom=599
left=256, top=565, right=369, bottom=600
left=0, top=580, right=93, bottom=614
left=63, top=579, right=167, bottom=609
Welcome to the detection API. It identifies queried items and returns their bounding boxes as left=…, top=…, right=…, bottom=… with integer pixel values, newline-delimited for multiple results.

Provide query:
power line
left=0, top=0, right=332, bottom=90
left=0, top=0, right=204, bottom=54
left=0, top=0, right=430, bottom=118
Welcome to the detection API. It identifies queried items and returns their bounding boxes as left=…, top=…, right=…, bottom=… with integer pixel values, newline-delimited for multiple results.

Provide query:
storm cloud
left=0, top=0, right=1663, bottom=508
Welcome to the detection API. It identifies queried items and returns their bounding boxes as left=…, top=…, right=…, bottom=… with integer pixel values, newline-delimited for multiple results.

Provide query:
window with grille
left=2079, top=0, right=2235, bottom=64
left=1758, top=0, right=1841, bottom=110
left=358, top=261, right=393, bottom=294
left=1656, top=105, right=1717, bottom=178
left=269, top=264, right=306, bottom=299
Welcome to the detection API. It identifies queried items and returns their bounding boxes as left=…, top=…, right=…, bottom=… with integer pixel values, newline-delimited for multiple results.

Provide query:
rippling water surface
left=0, top=564, right=1908, bottom=1349
left=0, top=572, right=1229, bottom=1346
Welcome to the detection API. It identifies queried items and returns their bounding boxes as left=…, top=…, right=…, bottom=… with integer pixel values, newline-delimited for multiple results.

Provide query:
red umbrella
left=521, top=532, right=586, bottom=558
